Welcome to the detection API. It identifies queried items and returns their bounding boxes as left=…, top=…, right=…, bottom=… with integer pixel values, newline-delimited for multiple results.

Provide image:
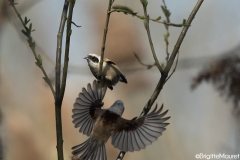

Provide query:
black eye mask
left=91, top=57, right=99, bottom=63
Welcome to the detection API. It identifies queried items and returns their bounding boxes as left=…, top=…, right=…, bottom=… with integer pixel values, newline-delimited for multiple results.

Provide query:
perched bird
left=84, top=53, right=127, bottom=90
left=71, top=80, right=170, bottom=160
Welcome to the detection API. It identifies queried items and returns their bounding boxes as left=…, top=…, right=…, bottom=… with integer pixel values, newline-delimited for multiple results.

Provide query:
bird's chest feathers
left=88, top=61, right=99, bottom=76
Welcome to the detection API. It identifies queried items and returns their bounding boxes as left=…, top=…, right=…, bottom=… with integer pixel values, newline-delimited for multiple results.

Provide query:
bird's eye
left=92, top=57, right=99, bottom=63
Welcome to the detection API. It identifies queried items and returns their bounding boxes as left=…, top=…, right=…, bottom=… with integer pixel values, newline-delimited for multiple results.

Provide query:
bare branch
left=71, top=21, right=81, bottom=27
left=142, top=5, right=163, bottom=73
left=134, top=52, right=156, bottom=69
left=165, top=51, right=179, bottom=83
left=140, top=0, right=204, bottom=119
left=109, top=10, right=188, bottom=27
left=162, top=0, right=171, bottom=61
left=99, top=0, right=113, bottom=77
left=55, top=1, right=70, bottom=160
left=60, top=0, right=75, bottom=102
left=116, top=152, right=125, bottom=160
left=164, top=0, right=204, bottom=73
left=8, top=0, right=55, bottom=96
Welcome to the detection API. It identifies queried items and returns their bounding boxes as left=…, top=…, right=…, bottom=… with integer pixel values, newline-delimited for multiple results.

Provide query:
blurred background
left=1, top=0, right=240, bottom=160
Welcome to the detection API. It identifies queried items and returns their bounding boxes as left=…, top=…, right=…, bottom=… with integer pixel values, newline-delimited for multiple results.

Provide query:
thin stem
left=98, top=0, right=113, bottom=76
left=134, top=52, right=156, bottom=69
left=165, top=51, right=179, bottom=83
left=143, top=7, right=163, bottom=73
left=55, top=1, right=69, bottom=160
left=146, top=17, right=186, bottom=27
left=139, top=72, right=168, bottom=117
left=71, top=21, right=81, bottom=27
left=60, top=0, right=75, bottom=101
left=162, top=0, right=170, bottom=23
left=137, top=15, right=187, bottom=27
left=8, top=0, right=55, bottom=96
left=164, top=0, right=204, bottom=73
left=162, top=0, right=170, bottom=61
left=116, top=152, right=125, bottom=160
left=140, top=0, right=204, bottom=117
left=109, top=10, right=188, bottom=27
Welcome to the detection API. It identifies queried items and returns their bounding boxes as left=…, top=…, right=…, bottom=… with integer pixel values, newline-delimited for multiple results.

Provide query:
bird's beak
left=84, top=57, right=88, bottom=60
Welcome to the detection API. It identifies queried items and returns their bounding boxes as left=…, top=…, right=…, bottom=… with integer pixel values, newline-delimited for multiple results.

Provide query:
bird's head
left=108, top=100, right=125, bottom=116
left=84, top=53, right=100, bottom=64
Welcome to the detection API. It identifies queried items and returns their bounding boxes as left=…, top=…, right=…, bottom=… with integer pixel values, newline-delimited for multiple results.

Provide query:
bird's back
left=91, top=110, right=120, bottom=143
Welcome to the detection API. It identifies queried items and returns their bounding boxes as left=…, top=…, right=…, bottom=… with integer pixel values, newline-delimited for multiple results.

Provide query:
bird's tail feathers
left=72, top=138, right=107, bottom=160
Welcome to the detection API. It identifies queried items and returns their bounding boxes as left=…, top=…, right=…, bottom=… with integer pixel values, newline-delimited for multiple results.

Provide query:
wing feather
left=79, top=93, right=92, bottom=104
left=87, top=83, right=96, bottom=100
left=72, top=80, right=107, bottom=136
left=127, top=132, right=134, bottom=152
left=111, top=104, right=170, bottom=152
left=137, top=128, right=152, bottom=145
left=130, top=132, right=139, bottom=151
left=122, top=131, right=128, bottom=151
left=134, top=130, right=145, bottom=149
left=82, top=88, right=94, bottom=102
left=92, top=80, right=99, bottom=99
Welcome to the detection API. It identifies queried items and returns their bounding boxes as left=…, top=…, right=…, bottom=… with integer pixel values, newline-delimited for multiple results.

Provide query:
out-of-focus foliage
left=192, top=55, right=240, bottom=114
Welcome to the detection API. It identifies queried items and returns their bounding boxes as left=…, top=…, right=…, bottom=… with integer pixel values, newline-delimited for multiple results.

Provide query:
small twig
left=8, top=0, right=55, bottom=96
left=109, top=10, right=188, bottom=27
left=134, top=52, right=156, bottom=69
left=165, top=51, right=179, bottom=83
left=162, top=0, right=170, bottom=22
left=116, top=151, right=125, bottom=160
left=137, top=15, right=187, bottom=27
left=71, top=21, right=81, bottom=27
left=60, top=0, right=75, bottom=102
left=99, top=0, right=113, bottom=77
left=162, top=0, right=170, bottom=61
left=140, top=0, right=204, bottom=118
left=143, top=5, right=163, bottom=73
left=164, top=0, right=204, bottom=73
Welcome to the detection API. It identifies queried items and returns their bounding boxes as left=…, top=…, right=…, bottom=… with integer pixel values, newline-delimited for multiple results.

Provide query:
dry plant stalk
left=9, top=0, right=76, bottom=160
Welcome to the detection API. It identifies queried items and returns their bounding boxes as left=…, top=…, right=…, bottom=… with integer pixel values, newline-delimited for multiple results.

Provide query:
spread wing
left=72, top=80, right=107, bottom=136
left=111, top=104, right=170, bottom=152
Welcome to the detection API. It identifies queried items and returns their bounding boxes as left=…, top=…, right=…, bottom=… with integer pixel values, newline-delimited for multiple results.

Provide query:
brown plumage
left=71, top=80, right=170, bottom=160
left=84, top=53, right=127, bottom=90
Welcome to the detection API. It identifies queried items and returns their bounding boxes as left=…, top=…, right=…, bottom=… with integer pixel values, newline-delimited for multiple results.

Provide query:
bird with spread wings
left=71, top=80, right=170, bottom=160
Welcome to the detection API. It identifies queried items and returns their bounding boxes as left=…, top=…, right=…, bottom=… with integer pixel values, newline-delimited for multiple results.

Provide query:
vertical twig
left=162, top=0, right=170, bottom=61
left=98, top=0, right=113, bottom=77
left=143, top=5, right=163, bottom=73
left=60, top=0, right=75, bottom=101
left=164, top=0, right=204, bottom=73
left=55, top=1, right=69, bottom=160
